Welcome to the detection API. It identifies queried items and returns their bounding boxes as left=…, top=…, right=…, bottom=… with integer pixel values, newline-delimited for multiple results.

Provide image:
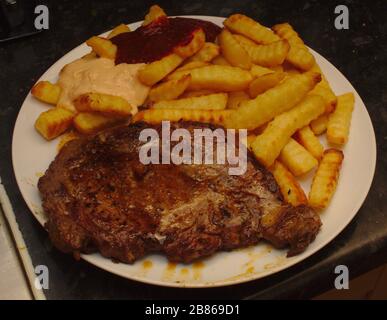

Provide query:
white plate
left=12, top=16, right=376, bottom=288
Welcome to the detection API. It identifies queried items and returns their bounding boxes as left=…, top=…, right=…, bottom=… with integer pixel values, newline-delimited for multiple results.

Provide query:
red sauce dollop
left=111, top=17, right=221, bottom=64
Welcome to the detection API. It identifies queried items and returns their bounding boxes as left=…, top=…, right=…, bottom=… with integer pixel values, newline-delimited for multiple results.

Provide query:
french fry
left=218, top=29, right=252, bottom=69
left=132, top=108, right=232, bottom=125
left=166, top=61, right=208, bottom=81
left=227, top=91, right=250, bottom=109
left=86, top=36, right=117, bottom=59
left=107, top=23, right=130, bottom=39
left=248, top=71, right=285, bottom=98
left=246, top=134, right=257, bottom=150
left=308, top=149, right=344, bottom=209
left=173, top=28, right=205, bottom=58
left=211, top=55, right=231, bottom=66
left=148, top=75, right=191, bottom=102
left=31, top=81, right=61, bottom=105
left=250, top=94, right=325, bottom=167
left=73, top=112, right=124, bottom=135
left=142, top=4, right=167, bottom=26
left=151, top=93, right=227, bottom=110
left=224, top=14, right=280, bottom=44
left=310, top=114, right=328, bottom=135
left=294, top=126, right=324, bottom=160
left=138, top=53, right=184, bottom=86
left=188, top=65, right=253, bottom=91
left=236, top=39, right=289, bottom=67
left=224, top=72, right=321, bottom=129
left=327, top=93, right=354, bottom=145
left=186, top=42, right=220, bottom=63
left=272, top=23, right=315, bottom=71
left=270, top=161, right=308, bottom=206
left=35, top=108, right=74, bottom=140
left=73, top=92, right=133, bottom=116
left=249, top=64, right=275, bottom=78
left=309, top=63, right=337, bottom=113
left=232, top=34, right=257, bottom=47
left=279, top=138, right=318, bottom=176
left=180, top=89, right=217, bottom=98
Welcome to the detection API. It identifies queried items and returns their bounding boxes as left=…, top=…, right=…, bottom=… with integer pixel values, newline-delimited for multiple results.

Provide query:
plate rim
left=11, top=15, right=377, bottom=288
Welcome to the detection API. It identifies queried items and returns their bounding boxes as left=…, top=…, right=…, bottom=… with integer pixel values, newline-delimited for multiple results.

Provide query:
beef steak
left=38, top=122, right=321, bottom=263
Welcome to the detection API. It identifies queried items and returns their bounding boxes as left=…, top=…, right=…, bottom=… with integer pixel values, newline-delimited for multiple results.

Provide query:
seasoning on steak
left=38, top=122, right=321, bottom=263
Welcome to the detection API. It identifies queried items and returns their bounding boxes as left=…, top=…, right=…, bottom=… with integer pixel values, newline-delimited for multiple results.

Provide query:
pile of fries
left=31, top=5, right=355, bottom=210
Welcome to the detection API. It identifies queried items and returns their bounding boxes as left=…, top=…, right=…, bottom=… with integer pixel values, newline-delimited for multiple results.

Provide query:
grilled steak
left=38, top=122, right=321, bottom=263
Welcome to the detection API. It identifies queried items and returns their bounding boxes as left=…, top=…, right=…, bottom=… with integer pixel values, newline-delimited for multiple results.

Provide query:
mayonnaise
left=57, top=57, right=149, bottom=114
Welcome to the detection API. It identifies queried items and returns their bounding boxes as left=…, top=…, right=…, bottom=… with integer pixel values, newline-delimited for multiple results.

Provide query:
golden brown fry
left=310, top=114, right=328, bottom=135
left=308, top=149, right=344, bottom=209
left=272, top=23, right=315, bottom=71
left=73, top=92, right=133, bottom=116
left=250, top=94, right=325, bottom=167
left=218, top=29, right=252, bottom=69
left=166, top=61, right=208, bottom=81
left=248, top=71, right=285, bottom=98
left=249, top=64, right=275, bottom=78
left=151, top=93, right=227, bottom=110
left=142, top=4, right=167, bottom=26
left=270, top=161, right=308, bottom=206
left=132, top=108, right=232, bottom=125
left=31, top=81, right=61, bottom=105
left=237, top=39, right=290, bottom=67
left=86, top=36, right=117, bottom=59
left=232, top=34, right=257, bottom=47
left=180, top=89, right=218, bottom=98
left=279, top=138, right=318, bottom=176
left=173, top=28, right=205, bottom=58
left=188, top=65, right=253, bottom=91
left=246, top=134, right=257, bottom=150
left=224, top=14, right=280, bottom=44
left=327, top=93, right=354, bottom=145
left=294, top=125, right=324, bottom=160
left=73, top=112, right=124, bottom=135
left=107, top=23, right=130, bottom=39
left=138, top=53, right=184, bottom=86
left=148, top=75, right=191, bottom=102
left=227, top=91, right=250, bottom=109
left=35, top=108, right=74, bottom=140
left=186, top=42, right=220, bottom=63
left=211, top=55, right=231, bottom=66
left=224, top=72, right=321, bottom=129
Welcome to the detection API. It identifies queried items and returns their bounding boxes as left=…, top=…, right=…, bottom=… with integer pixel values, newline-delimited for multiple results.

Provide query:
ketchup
left=111, top=17, right=221, bottom=64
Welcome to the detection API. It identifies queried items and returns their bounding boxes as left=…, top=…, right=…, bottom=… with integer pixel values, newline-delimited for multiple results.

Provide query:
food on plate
left=86, top=36, right=117, bottom=59
left=142, top=4, right=166, bottom=26
left=38, top=122, right=321, bottom=263
left=270, top=161, right=308, bottom=206
left=224, top=14, right=280, bottom=44
left=29, top=5, right=356, bottom=264
left=248, top=71, right=285, bottom=98
left=218, top=29, right=252, bottom=69
left=294, top=126, right=324, bottom=160
left=31, top=81, right=61, bottom=105
left=107, top=23, right=130, bottom=39
left=224, top=72, right=321, bottom=129
left=310, top=114, right=328, bottom=135
left=279, top=138, right=318, bottom=176
left=73, top=92, right=133, bottom=117
left=35, top=108, right=75, bottom=140
left=309, top=149, right=344, bottom=209
left=327, top=93, right=355, bottom=145
left=272, top=23, right=315, bottom=71
left=186, top=42, right=220, bottom=62
left=151, top=93, right=227, bottom=110
left=133, top=108, right=232, bottom=125
left=73, top=112, right=125, bottom=135
left=148, top=75, right=191, bottom=102
left=250, top=94, right=325, bottom=167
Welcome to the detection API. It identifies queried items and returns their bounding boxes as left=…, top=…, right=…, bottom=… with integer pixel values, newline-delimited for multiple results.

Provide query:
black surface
left=0, top=0, right=386, bottom=300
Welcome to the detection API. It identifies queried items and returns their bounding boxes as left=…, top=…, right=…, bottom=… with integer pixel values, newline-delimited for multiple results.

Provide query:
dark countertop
left=0, top=0, right=386, bottom=299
